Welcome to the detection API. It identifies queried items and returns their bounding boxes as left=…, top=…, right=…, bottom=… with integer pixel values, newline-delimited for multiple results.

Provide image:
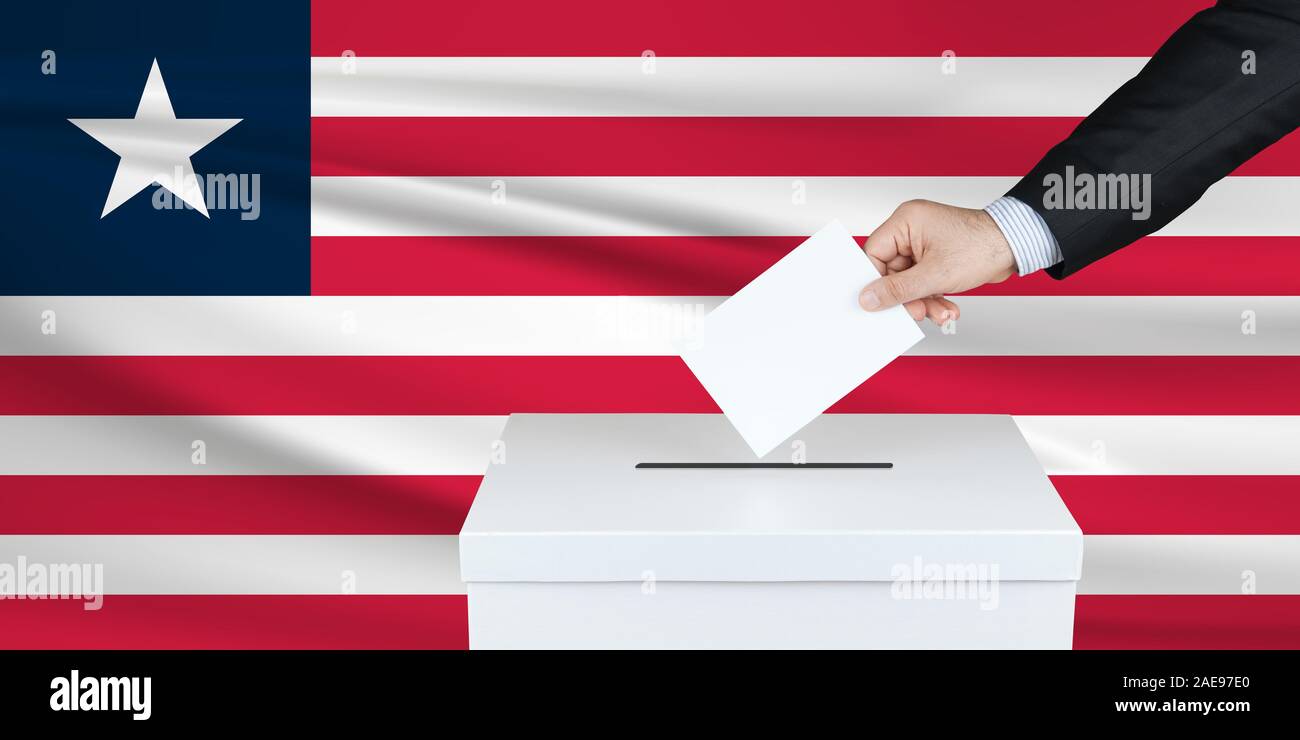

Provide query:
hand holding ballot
left=863, top=2, right=1300, bottom=317
left=858, top=200, right=1016, bottom=326
left=687, top=0, right=1300, bottom=456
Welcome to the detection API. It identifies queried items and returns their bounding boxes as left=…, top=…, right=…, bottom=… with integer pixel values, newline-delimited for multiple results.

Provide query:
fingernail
left=859, top=290, right=880, bottom=310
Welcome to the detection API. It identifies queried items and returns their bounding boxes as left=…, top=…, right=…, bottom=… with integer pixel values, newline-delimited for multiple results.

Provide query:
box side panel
left=467, top=581, right=1076, bottom=649
left=461, top=531, right=1083, bottom=583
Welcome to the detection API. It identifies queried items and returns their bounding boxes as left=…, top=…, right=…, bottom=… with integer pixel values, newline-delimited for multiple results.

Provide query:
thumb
left=859, top=262, right=942, bottom=311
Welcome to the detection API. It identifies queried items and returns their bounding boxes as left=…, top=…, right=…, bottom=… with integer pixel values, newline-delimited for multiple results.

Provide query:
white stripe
left=0, top=416, right=1294, bottom=475
left=2, top=534, right=1293, bottom=595
left=310, top=176, right=1300, bottom=237
left=0, top=535, right=463, bottom=595
left=1078, top=536, right=1300, bottom=595
left=3, top=296, right=1294, bottom=356
left=1015, top=416, right=1300, bottom=475
left=912, top=296, right=1295, bottom=356
left=0, top=416, right=505, bottom=475
left=310, top=56, right=1145, bottom=117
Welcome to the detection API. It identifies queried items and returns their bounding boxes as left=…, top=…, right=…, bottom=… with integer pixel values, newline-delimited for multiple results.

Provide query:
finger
left=863, top=206, right=911, bottom=264
left=904, top=299, right=926, bottom=322
left=859, top=236, right=889, bottom=275
left=886, top=255, right=912, bottom=273
left=867, top=253, right=888, bottom=275
left=933, top=295, right=960, bottom=321
left=859, top=261, right=943, bottom=311
left=921, top=296, right=951, bottom=325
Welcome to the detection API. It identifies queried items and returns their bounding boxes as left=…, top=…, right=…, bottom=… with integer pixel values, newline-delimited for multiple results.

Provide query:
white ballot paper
left=681, top=220, right=925, bottom=457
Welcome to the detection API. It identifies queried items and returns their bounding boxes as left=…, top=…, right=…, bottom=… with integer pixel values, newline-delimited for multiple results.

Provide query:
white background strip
left=1014, top=416, right=1300, bottom=475
left=0, top=416, right=504, bottom=475
left=310, top=176, right=1300, bottom=237
left=3, top=296, right=1294, bottom=356
left=1, top=535, right=1294, bottom=595
left=0, top=416, right=1297, bottom=475
left=310, top=57, right=1145, bottom=117
left=0, top=535, right=461, bottom=595
left=1078, top=535, right=1300, bottom=595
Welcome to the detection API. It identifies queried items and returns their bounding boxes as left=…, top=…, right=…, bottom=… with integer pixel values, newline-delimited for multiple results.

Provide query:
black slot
left=635, top=462, right=891, bottom=469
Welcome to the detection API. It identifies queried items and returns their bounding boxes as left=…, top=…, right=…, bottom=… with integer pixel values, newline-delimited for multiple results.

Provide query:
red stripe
left=0, top=476, right=478, bottom=535
left=3, top=356, right=1296, bottom=415
left=311, top=118, right=1300, bottom=177
left=1055, top=477, right=1300, bottom=535
left=312, top=236, right=800, bottom=296
left=311, top=236, right=1300, bottom=296
left=310, top=0, right=1211, bottom=57
left=1074, top=596, right=1300, bottom=649
left=0, top=595, right=467, bottom=649
left=312, top=118, right=1080, bottom=177
left=0, top=595, right=1293, bottom=649
left=2, top=475, right=1295, bottom=535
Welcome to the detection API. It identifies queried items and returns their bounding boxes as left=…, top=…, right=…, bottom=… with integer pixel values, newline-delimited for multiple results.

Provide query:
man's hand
left=859, top=200, right=1017, bottom=324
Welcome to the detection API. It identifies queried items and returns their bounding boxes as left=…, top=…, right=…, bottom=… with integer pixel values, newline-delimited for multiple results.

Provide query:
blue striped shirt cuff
left=984, top=196, right=1063, bottom=276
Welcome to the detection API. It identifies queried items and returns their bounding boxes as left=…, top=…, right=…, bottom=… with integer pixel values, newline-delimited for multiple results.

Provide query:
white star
left=69, top=58, right=241, bottom=218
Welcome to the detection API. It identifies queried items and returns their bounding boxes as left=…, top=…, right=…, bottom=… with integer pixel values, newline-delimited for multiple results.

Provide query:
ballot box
left=460, top=414, right=1082, bottom=649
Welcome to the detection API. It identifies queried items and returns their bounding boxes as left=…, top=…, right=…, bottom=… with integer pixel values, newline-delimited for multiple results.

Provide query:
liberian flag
left=2, top=0, right=1297, bottom=648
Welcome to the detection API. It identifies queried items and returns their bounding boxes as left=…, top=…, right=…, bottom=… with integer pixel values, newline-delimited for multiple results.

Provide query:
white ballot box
left=460, top=414, right=1082, bottom=649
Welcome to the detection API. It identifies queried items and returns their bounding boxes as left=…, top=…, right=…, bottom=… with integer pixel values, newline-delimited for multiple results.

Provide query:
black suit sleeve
left=1006, top=0, right=1300, bottom=278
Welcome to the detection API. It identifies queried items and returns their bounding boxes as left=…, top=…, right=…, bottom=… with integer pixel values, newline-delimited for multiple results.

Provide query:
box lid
left=460, top=414, right=1082, bottom=583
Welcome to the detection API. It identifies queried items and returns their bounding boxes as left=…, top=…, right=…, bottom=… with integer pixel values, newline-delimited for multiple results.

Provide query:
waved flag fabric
left=1, top=0, right=1298, bottom=648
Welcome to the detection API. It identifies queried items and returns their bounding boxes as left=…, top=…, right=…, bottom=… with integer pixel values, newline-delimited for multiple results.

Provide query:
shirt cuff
left=984, top=196, right=1063, bottom=276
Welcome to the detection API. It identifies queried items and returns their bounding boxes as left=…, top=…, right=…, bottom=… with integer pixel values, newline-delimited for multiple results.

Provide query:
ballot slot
left=634, top=462, right=892, bottom=469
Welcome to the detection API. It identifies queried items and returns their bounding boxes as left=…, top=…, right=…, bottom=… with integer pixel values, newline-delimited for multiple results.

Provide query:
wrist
left=976, top=209, right=1017, bottom=277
